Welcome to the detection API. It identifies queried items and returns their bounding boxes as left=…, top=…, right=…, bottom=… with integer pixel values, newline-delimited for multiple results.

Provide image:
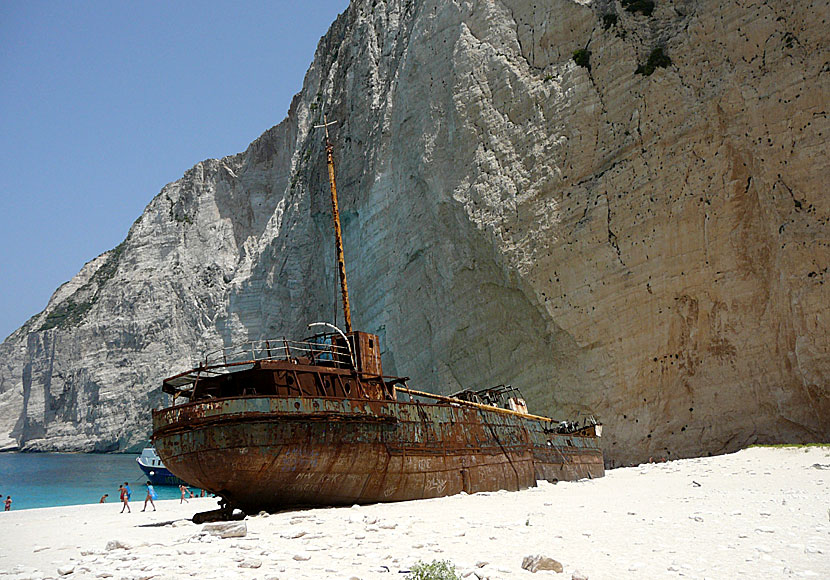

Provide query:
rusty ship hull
left=152, top=393, right=603, bottom=512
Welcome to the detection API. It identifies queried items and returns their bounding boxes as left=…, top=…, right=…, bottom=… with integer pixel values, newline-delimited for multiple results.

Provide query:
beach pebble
left=57, top=565, right=75, bottom=576
left=9, top=566, right=40, bottom=579
left=293, top=553, right=312, bottom=561
left=572, top=571, right=589, bottom=580
left=281, top=529, right=308, bottom=539
left=105, top=540, right=132, bottom=551
left=230, top=542, right=256, bottom=551
left=202, top=521, right=247, bottom=538
left=755, top=527, right=775, bottom=533
left=521, top=554, right=563, bottom=573
left=32, top=546, right=48, bottom=553
left=238, top=559, right=262, bottom=568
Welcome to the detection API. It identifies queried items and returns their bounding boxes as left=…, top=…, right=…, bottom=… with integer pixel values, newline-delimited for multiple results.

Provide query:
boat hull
left=136, top=459, right=186, bottom=486
left=152, top=395, right=603, bottom=512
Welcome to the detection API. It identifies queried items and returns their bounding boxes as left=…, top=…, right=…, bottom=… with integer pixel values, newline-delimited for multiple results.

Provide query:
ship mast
left=314, top=115, right=353, bottom=333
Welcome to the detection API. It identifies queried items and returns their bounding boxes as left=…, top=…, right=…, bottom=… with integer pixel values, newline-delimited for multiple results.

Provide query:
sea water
left=0, top=453, right=194, bottom=511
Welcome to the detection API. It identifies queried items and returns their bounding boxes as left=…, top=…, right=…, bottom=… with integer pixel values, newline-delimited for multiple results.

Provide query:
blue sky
left=0, top=1, right=349, bottom=340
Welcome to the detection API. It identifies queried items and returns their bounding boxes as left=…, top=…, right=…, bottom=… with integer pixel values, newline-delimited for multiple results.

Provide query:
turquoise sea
left=0, top=453, right=194, bottom=511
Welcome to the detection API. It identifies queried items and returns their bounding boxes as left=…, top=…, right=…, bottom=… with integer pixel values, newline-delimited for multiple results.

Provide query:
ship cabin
left=161, top=330, right=400, bottom=405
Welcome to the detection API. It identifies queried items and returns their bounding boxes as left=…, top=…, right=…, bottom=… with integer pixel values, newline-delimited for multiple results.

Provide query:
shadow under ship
left=151, top=119, right=604, bottom=517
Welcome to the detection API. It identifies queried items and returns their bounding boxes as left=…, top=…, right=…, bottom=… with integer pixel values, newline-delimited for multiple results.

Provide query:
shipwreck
left=152, top=118, right=604, bottom=520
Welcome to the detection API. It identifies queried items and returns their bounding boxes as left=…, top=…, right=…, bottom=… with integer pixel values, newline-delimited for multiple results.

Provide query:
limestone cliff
left=0, top=0, right=827, bottom=464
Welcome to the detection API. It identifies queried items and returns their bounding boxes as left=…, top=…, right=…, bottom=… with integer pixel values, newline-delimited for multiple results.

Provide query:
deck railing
left=200, top=334, right=352, bottom=370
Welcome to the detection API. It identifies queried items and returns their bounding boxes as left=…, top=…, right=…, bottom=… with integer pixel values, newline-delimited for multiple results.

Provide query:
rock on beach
left=522, top=554, right=564, bottom=573
left=201, top=521, right=247, bottom=538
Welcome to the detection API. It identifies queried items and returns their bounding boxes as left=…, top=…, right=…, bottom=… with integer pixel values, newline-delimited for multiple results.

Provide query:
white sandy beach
left=0, top=446, right=827, bottom=580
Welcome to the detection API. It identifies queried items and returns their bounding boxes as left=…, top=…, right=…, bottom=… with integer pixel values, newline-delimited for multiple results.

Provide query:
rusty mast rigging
left=314, top=114, right=353, bottom=334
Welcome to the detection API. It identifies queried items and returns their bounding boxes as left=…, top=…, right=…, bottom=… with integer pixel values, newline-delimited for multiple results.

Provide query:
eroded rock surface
left=0, top=0, right=827, bottom=464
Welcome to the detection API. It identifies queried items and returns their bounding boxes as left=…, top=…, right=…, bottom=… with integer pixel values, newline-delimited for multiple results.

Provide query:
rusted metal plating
left=153, top=333, right=604, bottom=513
left=153, top=392, right=603, bottom=512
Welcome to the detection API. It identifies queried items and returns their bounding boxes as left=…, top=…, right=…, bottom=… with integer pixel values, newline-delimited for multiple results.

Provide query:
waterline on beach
left=0, top=452, right=188, bottom=511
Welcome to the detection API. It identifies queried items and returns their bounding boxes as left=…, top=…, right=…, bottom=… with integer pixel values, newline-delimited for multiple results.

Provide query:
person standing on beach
left=142, top=481, right=157, bottom=512
left=99, top=494, right=108, bottom=503
left=124, top=482, right=131, bottom=502
left=179, top=484, right=189, bottom=503
left=119, top=484, right=130, bottom=513
left=4, top=496, right=11, bottom=511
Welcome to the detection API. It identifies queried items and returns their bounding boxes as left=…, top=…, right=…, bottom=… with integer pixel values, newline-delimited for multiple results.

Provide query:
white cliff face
left=0, top=0, right=826, bottom=463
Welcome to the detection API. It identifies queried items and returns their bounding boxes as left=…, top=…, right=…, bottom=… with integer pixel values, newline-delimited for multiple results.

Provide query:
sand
left=0, top=446, right=827, bottom=580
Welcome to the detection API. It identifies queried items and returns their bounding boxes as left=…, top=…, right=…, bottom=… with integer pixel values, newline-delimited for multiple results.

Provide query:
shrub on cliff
left=573, top=48, right=592, bottom=71
left=636, top=47, right=672, bottom=75
left=622, top=0, right=655, bottom=16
